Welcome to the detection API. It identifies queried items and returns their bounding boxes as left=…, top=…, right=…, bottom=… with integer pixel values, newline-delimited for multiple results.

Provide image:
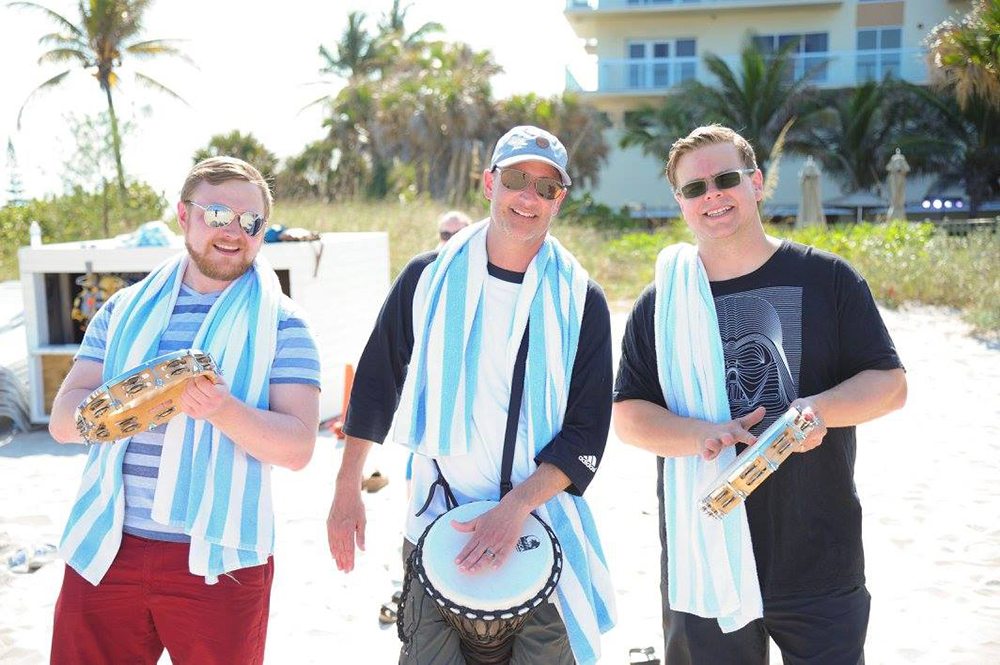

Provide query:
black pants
left=660, top=561, right=871, bottom=665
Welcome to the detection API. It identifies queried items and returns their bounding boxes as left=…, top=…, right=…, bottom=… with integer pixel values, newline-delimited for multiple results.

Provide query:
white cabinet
left=17, top=233, right=389, bottom=424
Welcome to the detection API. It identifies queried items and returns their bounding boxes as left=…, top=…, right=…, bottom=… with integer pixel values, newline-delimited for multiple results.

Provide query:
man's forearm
left=809, top=368, right=906, bottom=428
left=208, top=400, right=316, bottom=470
left=49, top=388, right=94, bottom=444
left=336, top=436, right=374, bottom=488
left=613, top=399, right=705, bottom=458
left=501, top=462, right=571, bottom=515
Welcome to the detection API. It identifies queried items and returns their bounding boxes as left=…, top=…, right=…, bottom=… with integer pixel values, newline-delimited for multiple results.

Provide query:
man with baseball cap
left=326, top=125, right=617, bottom=664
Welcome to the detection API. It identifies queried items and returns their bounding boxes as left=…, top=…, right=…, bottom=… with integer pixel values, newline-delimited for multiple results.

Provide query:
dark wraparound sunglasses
left=494, top=168, right=566, bottom=201
left=676, top=168, right=756, bottom=199
left=185, top=200, right=266, bottom=237
left=439, top=230, right=456, bottom=241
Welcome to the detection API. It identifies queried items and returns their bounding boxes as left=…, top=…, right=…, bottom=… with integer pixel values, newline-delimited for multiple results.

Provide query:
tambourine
left=700, top=406, right=816, bottom=519
left=74, top=349, right=218, bottom=444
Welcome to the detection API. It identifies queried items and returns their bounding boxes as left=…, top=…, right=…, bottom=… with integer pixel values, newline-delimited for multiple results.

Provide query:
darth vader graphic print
left=714, top=286, right=802, bottom=434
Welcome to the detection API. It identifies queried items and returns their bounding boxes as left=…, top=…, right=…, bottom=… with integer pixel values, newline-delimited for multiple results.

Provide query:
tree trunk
left=102, top=82, right=127, bottom=198
left=102, top=178, right=110, bottom=237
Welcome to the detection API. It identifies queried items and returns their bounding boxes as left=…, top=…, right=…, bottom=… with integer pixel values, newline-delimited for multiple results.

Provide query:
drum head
left=421, top=501, right=555, bottom=613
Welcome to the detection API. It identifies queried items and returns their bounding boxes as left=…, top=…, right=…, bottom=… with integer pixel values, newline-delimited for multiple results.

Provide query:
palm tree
left=786, top=82, right=912, bottom=193
left=495, top=93, right=610, bottom=191
left=307, top=7, right=442, bottom=201
left=621, top=37, right=819, bottom=173
left=372, top=41, right=500, bottom=201
left=317, top=11, right=380, bottom=84
left=192, top=131, right=279, bottom=184
left=898, top=85, right=1000, bottom=215
left=11, top=0, right=189, bottom=196
left=925, top=0, right=1000, bottom=112
left=376, top=0, right=442, bottom=50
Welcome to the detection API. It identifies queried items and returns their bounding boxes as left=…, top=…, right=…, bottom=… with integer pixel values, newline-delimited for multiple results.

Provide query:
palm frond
left=38, top=30, right=88, bottom=49
left=762, top=116, right=794, bottom=203
left=16, top=69, right=72, bottom=128
left=132, top=72, right=189, bottom=106
left=37, top=47, right=89, bottom=67
left=8, top=1, right=83, bottom=38
left=299, top=93, right=337, bottom=114
left=126, top=39, right=196, bottom=67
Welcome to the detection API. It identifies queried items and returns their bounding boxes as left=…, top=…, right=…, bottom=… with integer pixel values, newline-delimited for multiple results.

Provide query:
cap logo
left=535, top=137, right=550, bottom=149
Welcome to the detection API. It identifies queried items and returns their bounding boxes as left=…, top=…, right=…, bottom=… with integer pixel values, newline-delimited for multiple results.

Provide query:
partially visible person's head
left=437, top=210, right=472, bottom=244
left=665, top=124, right=757, bottom=189
left=484, top=126, right=570, bottom=245
left=177, top=157, right=272, bottom=287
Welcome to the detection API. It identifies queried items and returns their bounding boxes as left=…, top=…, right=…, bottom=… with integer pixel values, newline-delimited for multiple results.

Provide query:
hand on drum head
left=698, top=406, right=766, bottom=461
left=451, top=501, right=529, bottom=574
left=179, top=374, right=232, bottom=421
left=790, top=398, right=827, bottom=454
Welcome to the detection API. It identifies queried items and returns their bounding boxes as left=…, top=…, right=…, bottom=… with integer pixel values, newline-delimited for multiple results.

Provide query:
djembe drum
left=700, top=406, right=816, bottom=519
left=402, top=500, right=562, bottom=665
left=74, top=349, right=218, bottom=444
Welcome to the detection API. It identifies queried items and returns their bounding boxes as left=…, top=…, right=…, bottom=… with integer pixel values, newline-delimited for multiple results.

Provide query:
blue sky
left=1, top=0, right=588, bottom=204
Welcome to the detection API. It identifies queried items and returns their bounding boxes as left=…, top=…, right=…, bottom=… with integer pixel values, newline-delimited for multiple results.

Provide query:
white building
left=563, top=0, right=967, bottom=218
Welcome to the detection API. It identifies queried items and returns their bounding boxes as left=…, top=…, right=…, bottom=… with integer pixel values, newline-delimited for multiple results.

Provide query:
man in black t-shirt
left=613, top=125, right=906, bottom=665
left=326, top=126, right=615, bottom=664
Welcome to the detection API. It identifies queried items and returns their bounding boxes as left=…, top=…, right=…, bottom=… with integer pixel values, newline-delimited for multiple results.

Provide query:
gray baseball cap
left=490, top=125, right=571, bottom=187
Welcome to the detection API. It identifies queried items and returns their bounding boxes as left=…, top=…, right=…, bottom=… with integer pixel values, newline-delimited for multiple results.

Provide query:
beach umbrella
left=825, top=190, right=887, bottom=223
left=886, top=148, right=911, bottom=221
left=796, top=155, right=826, bottom=228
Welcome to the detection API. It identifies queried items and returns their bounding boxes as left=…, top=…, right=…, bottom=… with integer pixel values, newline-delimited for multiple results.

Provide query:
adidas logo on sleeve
left=578, top=454, right=597, bottom=473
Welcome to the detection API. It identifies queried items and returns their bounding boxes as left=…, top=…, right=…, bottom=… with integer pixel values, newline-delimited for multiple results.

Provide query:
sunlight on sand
left=1, top=285, right=998, bottom=663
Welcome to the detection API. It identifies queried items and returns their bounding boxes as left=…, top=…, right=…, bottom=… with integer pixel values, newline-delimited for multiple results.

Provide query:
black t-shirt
left=614, top=240, right=903, bottom=598
left=345, top=250, right=613, bottom=497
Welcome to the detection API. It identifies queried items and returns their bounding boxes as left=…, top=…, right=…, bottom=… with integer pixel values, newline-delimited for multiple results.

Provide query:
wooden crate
left=41, top=354, right=74, bottom=415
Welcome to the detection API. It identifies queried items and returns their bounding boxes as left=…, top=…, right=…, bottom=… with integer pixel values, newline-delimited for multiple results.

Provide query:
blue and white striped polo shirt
left=77, top=284, right=321, bottom=542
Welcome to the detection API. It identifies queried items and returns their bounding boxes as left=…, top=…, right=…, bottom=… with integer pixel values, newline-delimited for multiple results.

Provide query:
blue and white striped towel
left=394, top=220, right=616, bottom=665
left=60, top=252, right=281, bottom=584
left=653, top=243, right=762, bottom=632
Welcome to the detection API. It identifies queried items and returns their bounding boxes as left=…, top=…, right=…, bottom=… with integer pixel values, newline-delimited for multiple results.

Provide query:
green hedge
left=586, top=220, right=998, bottom=333
left=1, top=183, right=166, bottom=280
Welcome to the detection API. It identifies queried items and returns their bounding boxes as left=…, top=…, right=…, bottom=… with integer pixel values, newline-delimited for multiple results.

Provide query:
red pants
left=51, top=533, right=273, bottom=664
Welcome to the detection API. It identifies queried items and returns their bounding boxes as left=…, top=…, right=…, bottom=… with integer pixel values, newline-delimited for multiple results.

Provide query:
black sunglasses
left=439, top=230, right=456, bottom=241
left=184, top=200, right=266, bottom=237
left=495, top=168, right=566, bottom=201
left=676, top=168, right=756, bottom=199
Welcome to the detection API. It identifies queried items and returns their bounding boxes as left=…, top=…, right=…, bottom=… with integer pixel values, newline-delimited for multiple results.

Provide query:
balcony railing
left=567, top=0, right=841, bottom=10
left=567, top=48, right=928, bottom=94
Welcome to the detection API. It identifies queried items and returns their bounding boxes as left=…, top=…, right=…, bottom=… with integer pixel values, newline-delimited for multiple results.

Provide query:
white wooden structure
left=17, top=233, right=389, bottom=425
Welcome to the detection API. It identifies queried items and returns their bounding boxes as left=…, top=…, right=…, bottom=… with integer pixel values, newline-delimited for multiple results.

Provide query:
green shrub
left=772, top=221, right=998, bottom=334
left=1, top=182, right=167, bottom=280
left=559, top=193, right=647, bottom=231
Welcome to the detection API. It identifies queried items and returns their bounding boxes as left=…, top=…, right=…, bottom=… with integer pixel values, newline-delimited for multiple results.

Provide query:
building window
left=751, top=32, right=829, bottom=82
left=626, top=38, right=698, bottom=90
left=857, top=27, right=902, bottom=81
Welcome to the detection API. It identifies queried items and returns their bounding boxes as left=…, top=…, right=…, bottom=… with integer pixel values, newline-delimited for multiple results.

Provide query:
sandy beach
left=2, top=293, right=998, bottom=664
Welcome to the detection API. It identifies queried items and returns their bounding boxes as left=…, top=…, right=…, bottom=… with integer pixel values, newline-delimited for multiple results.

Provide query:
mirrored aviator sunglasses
left=678, top=168, right=756, bottom=199
left=186, top=200, right=265, bottom=237
left=498, top=168, right=565, bottom=201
